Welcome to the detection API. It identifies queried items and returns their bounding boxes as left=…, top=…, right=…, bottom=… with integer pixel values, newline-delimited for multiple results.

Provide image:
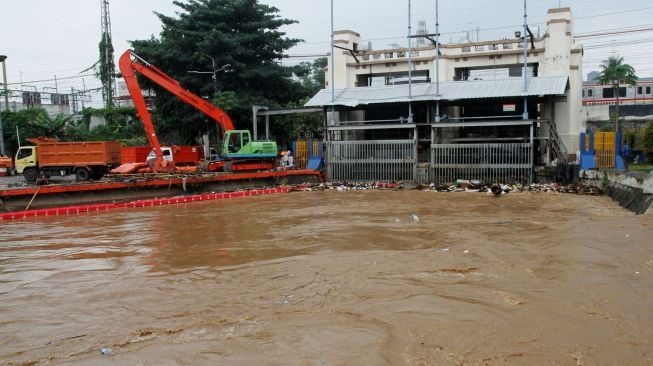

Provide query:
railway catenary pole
left=407, top=0, right=413, bottom=123
left=522, top=0, right=529, bottom=120
left=435, top=0, right=440, bottom=124
left=330, top=0, right=335, bottom=126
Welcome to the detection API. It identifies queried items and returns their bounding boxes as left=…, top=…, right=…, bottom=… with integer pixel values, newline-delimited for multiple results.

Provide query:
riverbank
left=580, top=169, right=653, bottom=215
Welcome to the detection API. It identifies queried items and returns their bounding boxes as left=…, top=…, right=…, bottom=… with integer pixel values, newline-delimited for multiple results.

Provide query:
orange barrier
left=0, top=187, right=290, bottom=221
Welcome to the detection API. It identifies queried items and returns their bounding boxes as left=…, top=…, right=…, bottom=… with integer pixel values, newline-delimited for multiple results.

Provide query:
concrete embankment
left=581, top=169, right=653, bottom=215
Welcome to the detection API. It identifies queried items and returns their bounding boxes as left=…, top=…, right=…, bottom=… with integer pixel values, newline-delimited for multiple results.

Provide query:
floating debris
left=287, top=180, right=603, bottom=195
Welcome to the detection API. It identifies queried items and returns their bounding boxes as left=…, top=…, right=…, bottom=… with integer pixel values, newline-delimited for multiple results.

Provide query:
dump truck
left=14, top=137, right=121, bottom=182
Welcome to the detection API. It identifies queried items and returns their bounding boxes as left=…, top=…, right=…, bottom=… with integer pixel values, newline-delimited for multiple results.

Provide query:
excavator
left=118, top=49, right=277, bottom=173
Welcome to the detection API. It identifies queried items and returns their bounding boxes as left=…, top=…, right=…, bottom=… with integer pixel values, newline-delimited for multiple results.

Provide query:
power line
left=576, top=25, right=653, bottom=38
left=583, top=37, right=653, bottom=49
left=6, top=73, right=97, bottom=86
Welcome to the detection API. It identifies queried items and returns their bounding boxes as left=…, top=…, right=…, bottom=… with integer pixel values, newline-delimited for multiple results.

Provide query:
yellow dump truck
left=14, top=137, right=121, bottom=182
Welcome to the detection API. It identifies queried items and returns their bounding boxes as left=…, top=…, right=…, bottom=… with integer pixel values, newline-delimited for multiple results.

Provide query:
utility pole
left=330, top=0, right=335, bottom=126
left=407, top=0, right=413, bottom=123
left=1, top=55, right=8, bottom=111
left=100, top=0, right=116, bottom=108
left=522, top=0, right=529, bottom=120
left=0, top=55, right=7, bottom=156
left=435, top=0, right=440, bottom=123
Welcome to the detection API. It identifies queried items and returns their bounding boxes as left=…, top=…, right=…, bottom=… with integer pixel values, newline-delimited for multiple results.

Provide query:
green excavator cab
left=222, top=130, right=277, bottom=159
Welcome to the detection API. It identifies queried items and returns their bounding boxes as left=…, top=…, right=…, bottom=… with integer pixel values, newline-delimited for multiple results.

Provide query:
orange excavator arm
left=118, top=49, right=236, bottom=171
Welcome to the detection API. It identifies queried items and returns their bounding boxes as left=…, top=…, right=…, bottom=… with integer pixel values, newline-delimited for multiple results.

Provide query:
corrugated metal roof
left=305, top=76, right=569, bottom=107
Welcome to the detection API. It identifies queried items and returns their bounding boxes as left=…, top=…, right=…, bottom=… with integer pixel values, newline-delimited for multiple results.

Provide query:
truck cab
left=14, top=146, right=37, bottom=175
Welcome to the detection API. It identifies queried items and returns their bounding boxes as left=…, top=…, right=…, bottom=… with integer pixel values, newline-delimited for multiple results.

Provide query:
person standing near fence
left=622, top=140, right=630, bottom=168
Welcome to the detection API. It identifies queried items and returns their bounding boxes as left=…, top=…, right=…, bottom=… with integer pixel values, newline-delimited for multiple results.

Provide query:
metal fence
left=326, top=140, right=416, bottom=182
left=430, top=143, right=533, bottom=184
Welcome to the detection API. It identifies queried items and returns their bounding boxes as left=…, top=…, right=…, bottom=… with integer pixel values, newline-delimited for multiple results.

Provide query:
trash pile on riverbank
left=291, top=180, right=603, bottom=195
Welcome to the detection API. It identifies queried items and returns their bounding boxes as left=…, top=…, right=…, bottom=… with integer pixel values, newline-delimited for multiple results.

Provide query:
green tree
left=596, top=55, right=638, bottom=132
left=0, top=108, right=50, bottom=154
left=291, top=57, right=327, bottom=97
left=643, top=120, right=653, bottom=164
left=129, top=0, right=307, bottom=145
left=98, top=32, right=116, bottom=109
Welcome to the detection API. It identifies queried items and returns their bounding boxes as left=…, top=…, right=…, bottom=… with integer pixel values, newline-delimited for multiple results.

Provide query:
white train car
left=582, top=77, right=653, bottom=106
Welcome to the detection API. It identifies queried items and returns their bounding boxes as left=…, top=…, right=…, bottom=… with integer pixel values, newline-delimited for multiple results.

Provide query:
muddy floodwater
left=1, top=191, right=652, bottom=365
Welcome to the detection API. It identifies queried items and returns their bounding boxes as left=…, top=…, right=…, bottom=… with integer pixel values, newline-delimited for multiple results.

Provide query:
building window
left=384, top=52, right=394, bottom=59
left=413, top=50, right=419, bottom=56
left=397, top=51, right=406, bottom=57
left=502, top=43, right=512, bottom=49
left=373, top=53, right=381, bottom=60
left=588, top=89, right=593, bottom=97
left=637, top=86, right=643, bottom=94
left=462, top=57, right=468, bottom=61
left=647, top=86, right=652, bottom=94
left=475, top=45, right=484, bottom=51
left=582, top=89, right=585, bottom=97
left=462, top=46, right=471, bottom=53
left=362, top=54, right=370, bottom=61
left=489, top=44, right=498, bottom=50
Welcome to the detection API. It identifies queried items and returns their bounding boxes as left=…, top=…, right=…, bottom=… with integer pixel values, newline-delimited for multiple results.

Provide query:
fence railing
left=430, top=143, right=533, bottom=184
left=326, top=140, right=416, bottom=182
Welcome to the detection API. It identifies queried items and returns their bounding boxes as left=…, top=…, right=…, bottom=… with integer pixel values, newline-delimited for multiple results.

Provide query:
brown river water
left=0, top=191, right=652, bottom=365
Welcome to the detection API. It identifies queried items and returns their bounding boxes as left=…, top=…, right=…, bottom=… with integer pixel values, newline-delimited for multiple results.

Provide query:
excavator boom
left=118, top=49, right=236, bottom=171
left=119, top=49, right=276, bottom=173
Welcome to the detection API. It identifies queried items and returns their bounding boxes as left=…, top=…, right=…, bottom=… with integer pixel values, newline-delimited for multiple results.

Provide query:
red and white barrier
left=0, top=187, right=290, bottom=221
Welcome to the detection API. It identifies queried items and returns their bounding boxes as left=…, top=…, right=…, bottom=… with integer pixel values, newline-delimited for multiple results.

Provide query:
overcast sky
left=1, top=0, right=651, bottom=106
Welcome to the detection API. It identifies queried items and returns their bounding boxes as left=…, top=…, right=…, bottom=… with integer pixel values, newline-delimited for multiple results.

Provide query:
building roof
left=305, top=76, right=569, bottom=107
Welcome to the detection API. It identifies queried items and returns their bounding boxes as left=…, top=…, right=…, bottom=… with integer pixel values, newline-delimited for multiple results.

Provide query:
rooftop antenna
left=416, top=21, right=427, bottom=46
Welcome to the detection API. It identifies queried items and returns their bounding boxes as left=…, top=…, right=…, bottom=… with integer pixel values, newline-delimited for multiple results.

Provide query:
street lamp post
left=612, top=79, right=620, bottom=134
left=613, top=79, right=621, bottom=167
left=0, top=55, right=8, bottom=111
left=187, top=55, right=231, bottom=95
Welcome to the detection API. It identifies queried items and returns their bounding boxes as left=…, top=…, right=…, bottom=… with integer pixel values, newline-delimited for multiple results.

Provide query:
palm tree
left=596, top=55, right=638, bottom=133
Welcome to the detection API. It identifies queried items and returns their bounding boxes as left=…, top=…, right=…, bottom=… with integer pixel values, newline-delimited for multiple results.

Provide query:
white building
left=309, top=7, right=585, bottom=155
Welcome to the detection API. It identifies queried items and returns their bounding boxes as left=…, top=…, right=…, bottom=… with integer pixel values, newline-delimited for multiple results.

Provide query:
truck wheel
left=75, top=168, right=90, bottom=181
left=23, top=167, right=38, bottom=182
